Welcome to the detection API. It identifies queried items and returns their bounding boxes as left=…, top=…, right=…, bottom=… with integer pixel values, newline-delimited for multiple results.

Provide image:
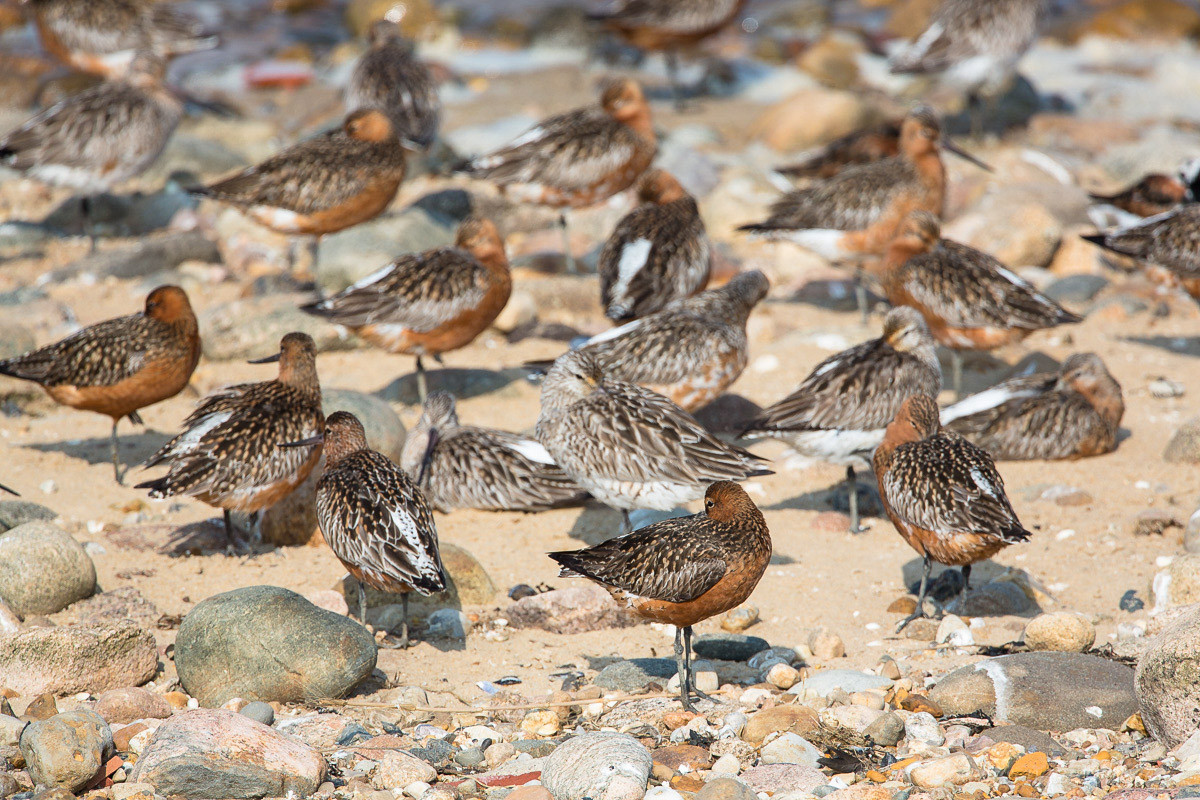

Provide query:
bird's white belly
left=580, top=477, right=703, bottom=511
left=788, top=428, right=884, bottom=470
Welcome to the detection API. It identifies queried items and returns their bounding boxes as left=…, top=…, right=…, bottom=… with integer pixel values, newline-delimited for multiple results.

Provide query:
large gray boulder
left=175, top=585, right=377, bottom=707
left=1137, top=603, right=1200, bottom=747
left=0, top=521, right=95, bottom=615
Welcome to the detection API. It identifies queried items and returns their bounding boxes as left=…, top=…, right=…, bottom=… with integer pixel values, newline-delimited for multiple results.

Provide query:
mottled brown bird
left=536, top=349, right=770, bottom=533
left=873, top=394, right=1030, bottom=630
left=881, top=211, right=1081, bottom=397
left=0, top=285, right=199, bottom=484
left=599, top=169, right=712, bottom=322
left=941, top=353, right=1123, bottom=460
left=535, top=270, right=768, bottom=412
left=301, top=218, right=511, bottom=401
left=462, top=78, right=656, bottom=272
left=587, top=0, right=746, bottom=107
left=738, top=106, right=989, bottom=320
left=190, top=108, right=407, bottom=273
left=776, top=120, right=902, bottom=181
left=0, top=52, right=182, bottom=250
left=137, top=332, right=323, bottom=547
left=1083, top=205, right=1200, bottom=302
left=400, top=391, right=586, bottom=512
left=1087, top=159, right=1199, bottom=229
left=287, top=411, right=445, bottom=647
left=346, top=19, right=440, bottom=149
left=742, top=307, right=942, bottom=533
left=550, top=480, right=770, bottom=711
left=25, top=0, right=213, bottom=78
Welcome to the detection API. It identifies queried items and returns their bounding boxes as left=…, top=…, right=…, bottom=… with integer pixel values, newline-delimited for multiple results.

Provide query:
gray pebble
left=238, top=701, right=274, bottom=726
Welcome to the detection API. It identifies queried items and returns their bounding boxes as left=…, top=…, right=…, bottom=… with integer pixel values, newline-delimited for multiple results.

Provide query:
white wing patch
left=812, top=355, right=844, bottom=378
left=506, top=438, right=556, bottom=465
left=388, top=506, right=420, bottom=546
left=906, top=21, right=945, bottom=62
left=584, top=318, right=644, bottom=346
left=969, top=466, right=999, bottom=498
left=347, top=262, right=397, bottom=292
left=170, top=411, right=233, bottom=457
left=609, top=238, right=654, bottom=304
left=941, top=385, right=1039, bottom=424
left=788, top=229, right=850, bottom=260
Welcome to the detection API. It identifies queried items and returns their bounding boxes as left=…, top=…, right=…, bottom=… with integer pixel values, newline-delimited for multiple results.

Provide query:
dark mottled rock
left=594, top=659, right=676, bottom=692
left=175, top=586, right=377, bottom=707
left=930, top=652, right=1136, bottom=731
left=983, top=725, right=1067, bottom=757
left=692, top=633, right=771, bottom=662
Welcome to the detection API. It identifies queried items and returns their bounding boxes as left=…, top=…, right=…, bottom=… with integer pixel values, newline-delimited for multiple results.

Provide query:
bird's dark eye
left=705, top=499, right=714, bottom=509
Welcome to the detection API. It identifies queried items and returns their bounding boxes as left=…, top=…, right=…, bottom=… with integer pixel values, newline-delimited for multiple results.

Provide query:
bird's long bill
left=416, top=428, right=440, bottom=486
left=248, top=352, right=282, bottom=364
left=278, top=435, right=324, bottom=449
left=944, top=139, right=993, bottom=172
left=0, top=482, right=19, bottom=497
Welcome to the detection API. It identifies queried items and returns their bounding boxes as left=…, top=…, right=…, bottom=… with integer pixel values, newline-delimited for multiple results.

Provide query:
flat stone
left=652, top=744, right=710, bottom=774
left=741, top=763, right=826, bottom=794
left=695, top=777, right=756, bottom=800
left=595, top=659, right=676, bottom=693
left=175, top=585, right=377, bottom=707
left=505, top=585, right=642, bottom=634
left=760, top=732, right=821, bottom=768
left=743, top=705, right=820, bottom=744
left=273, top=714, right=366, bottom=750
left=0, top=522, right=95, bottom=616
left=692, top=634, right=770, bottom=662
left=790, top=670, right=893, bottom=697
left=0, top=622, right=157, bottom=696
left=130, top=709, right=325, bottom=799
left=907, top=753, right=978, bottom=789
left=94, top=688, right=171, bottom=725
left=931, top=652, right=1136, bottom=731
left=372, top=750, right=436, bottom=790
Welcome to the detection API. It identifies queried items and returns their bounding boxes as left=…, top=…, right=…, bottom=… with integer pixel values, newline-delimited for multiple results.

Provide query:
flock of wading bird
left=0, top=0, right=1188, bottom=710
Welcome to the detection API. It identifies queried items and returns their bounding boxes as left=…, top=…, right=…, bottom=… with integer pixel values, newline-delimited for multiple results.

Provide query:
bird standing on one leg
left=873, top=394, right=1030, bottom=631
left=0, top=286, right=200, bottom=484
left=550, top=481, right=771, bottom=711
left=286, top=411, right=445, bottom=647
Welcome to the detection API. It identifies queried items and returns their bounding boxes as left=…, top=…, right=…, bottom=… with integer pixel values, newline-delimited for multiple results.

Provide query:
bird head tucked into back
left=1060, top=353, right=1124, bottom=425
left=455, top=217, right=508, bottom=269
left=703, top=481, right=766, bottom=528
left=143, top=285, right=196, bottom=326
left=891, top=210, right=941, bottom=258
left=344, top=108, right=396, bottom=144
left=636, top=169, right=687, bottom=205
left=401, top=391, right=458, bottom=481
left=887, top=393, right=941, bottom=445
left=882, top=306, right=935, bottom=354
left=541, top=349, right=604, bottom=410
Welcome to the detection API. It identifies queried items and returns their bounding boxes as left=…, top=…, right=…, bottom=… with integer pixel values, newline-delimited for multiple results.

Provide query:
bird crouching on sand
left=0, top=285, right=199, bottom=483
left=550, top=480, right=770, bottom=711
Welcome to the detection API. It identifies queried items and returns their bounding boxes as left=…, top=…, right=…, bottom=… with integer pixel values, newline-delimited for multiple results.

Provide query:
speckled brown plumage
left=587, top=0, right=746, bottom=50
left=549, top=270, right=768, bottom=412
left=776, top=120, right=902, bottom=181
left=301, top=218, right=510, bottom=396
left=549, top=480, right=770, bottom=710
left=737, top=107, right=972, bottom=260
left=1090, top=175, right=1192, bottom=220
left=599, top=169, right=712, bottom=321
left=192, top=109, right=406, bottom=236
left=0, top=285, right=199, bottom=483
left=0, top=53, right=181, bottom=194
left=874, top=394, right=1030, bottom=628
left=536, top=349, right=770, bottom=523
left=28, top=0, right=211, bottom=77
left=463, top=79, right=656, bottom=209
left=942, top=353, right=1123, bottom=460
left=346, top=20, right=440, bottom=148
left=400, top=392, right=586, bottom=512
left=881, top=211, right=1080, bottom=353
left=1084, top=205, right=1200, bottom=300
left=138, top=333, right=324, bottom=529
left=313, top=411, right=444, bottom=645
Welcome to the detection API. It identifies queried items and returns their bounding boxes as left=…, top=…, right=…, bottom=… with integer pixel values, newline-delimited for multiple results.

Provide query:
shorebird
left=25, top=0, right=214, bottom=78
left=461, top=78, right=656, bottom=272
left=738, top=106, right=989, bottom=320
left=889, top=0, right=1042, bottom=133
left=1086, top=158, right=1200, bottom=230
left=776, top=119, right=902, bottom=182
left=599, top=168, right=712, bottom=321
left=586, top=0, right=746, bottom=107
left=137, top=332, right=324, bottom=547
left=742, top=307, right=942, bottom=533
left=190, top=108, right=408, bottom=274
left=301, top=217, right=511, bottom=401
left=1083, top=205, right=1200, bottom=302
left=529, top=270, right=769, bottom=412
left=0, top=285, right=199, bottom=484
left=881, top=210, right=1081, bottom=397
left=285, top=411, right=445, bottom=647
left=401, top=392, right=586, bottom=512
left=873, top=393, right=1030, bottom=630
left=346, top=19, right=440, bottom=149
left=0, top=52, right=182, bottom=251
left=550, top=480, right=770, bottom=711
left=536, top=349, right=770, bottom=533
left=942, top=353, right=1123, bottom=460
